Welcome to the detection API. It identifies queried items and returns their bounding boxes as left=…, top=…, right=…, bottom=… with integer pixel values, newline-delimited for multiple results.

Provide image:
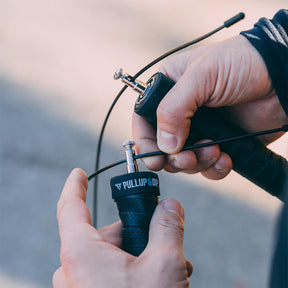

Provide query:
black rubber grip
left=134, top=72, right=288, bottom=199
left=111, top=171, right=160, bottom=256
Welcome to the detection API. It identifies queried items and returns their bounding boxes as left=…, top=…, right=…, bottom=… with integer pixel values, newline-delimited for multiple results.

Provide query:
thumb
left=147, top=198, right=185, bottom=251
left=156, top=63, right=214, bottom=153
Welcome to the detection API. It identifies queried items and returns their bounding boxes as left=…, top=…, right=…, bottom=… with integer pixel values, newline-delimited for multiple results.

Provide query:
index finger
left=57, top=169, right=103, bottom=242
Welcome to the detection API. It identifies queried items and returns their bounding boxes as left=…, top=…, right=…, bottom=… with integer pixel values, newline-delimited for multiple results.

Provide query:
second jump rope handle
left=134, top=72, right=288, bottom=200
left=111, top=171, right=159, bottom=256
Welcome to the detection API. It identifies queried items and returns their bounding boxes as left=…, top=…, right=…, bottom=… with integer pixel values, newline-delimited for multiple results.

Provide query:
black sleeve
left=240, top=9, right=288, bottom=116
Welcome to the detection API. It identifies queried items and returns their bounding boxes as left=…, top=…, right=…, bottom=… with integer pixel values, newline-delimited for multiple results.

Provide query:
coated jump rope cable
left=88, top=124, right=288, bottom=181
left=92, top=13, right=245, bottom=228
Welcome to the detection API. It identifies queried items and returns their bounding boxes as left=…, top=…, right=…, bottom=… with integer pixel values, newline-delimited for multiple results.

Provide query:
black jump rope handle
left=111, top=172, right=160, bottom=256
left=112, top=72, right=287, bottom=256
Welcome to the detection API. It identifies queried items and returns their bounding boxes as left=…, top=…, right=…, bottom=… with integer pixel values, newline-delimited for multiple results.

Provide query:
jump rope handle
left=111, top=171, right=160, bottom=256
left=134, top=72, right=288, bottom=200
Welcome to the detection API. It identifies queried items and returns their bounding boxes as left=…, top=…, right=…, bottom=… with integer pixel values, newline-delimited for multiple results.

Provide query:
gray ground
left=0, top=1, right=287, bottom=287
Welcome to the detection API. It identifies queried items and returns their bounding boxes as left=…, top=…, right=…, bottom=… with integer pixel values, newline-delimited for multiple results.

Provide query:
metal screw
left=114, top=69, right=147, bottom=94
left=123, top=141, right=138, bottom=173
left=114, top=68, right=123, bottom=80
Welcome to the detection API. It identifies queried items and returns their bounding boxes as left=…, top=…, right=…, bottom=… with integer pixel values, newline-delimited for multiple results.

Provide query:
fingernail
left=200, top=158, right=214, bottom=165
left=157, top=130, right=178, bottom=153
left=70, top=168, right=88, bottom=186
left=196, top=150, right=215, bottom=165
left=214, top=162, right=227, bottom=173
left=162, top=199, right=184, bottom=219
left=170, top=159, right=183, bottom=171
left=71, top=168, right=85, bottom=179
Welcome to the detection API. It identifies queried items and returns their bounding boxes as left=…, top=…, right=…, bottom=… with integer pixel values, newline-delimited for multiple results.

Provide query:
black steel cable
left=88, top=124, right=288, bottom=182
left=93, top=85, right=127, bottom=227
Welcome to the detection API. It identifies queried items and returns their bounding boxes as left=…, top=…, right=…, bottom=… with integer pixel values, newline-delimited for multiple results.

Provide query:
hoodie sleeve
left=240, top=9, right=288, bottom=115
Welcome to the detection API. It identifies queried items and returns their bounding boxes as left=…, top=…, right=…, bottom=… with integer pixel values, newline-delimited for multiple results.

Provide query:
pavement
left=0, top=1, right=287, bottom=287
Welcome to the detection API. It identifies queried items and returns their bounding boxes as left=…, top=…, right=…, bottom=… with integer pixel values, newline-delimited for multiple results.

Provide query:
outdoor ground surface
left=1, top=1, right=287, bottom=287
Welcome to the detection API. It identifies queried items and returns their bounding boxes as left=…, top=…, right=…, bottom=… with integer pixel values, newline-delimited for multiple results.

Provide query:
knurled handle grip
left=114, top=194, right=158, bottom=256
left=111, top=172, right=160, bottom=256
left=134, top=72, right=288, bottom=199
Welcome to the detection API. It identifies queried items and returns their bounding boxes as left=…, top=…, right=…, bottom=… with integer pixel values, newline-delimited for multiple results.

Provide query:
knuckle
left=57, top=196, right=83, bottom=222
left=166, top=248, right=185, bottom=264
left=155, top=248, right=186, bottom=273
left=56, top=197, right=75, bottom=221
left=157, top=105, right=178, bottom=124
left=60, top=245, right=77, bottom=269
left=157, top=216, right=184, bottom=239
left=56, top=199, right=65, bottom=220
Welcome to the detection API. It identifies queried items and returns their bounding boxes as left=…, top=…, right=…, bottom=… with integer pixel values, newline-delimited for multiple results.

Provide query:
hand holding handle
left=134, top=72, right=288, bottom=199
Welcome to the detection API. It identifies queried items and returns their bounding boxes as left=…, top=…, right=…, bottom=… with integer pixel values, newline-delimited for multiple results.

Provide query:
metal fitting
left=114, top=68, right=147, bottom=94
left=123, top=141, right=139, bottom=173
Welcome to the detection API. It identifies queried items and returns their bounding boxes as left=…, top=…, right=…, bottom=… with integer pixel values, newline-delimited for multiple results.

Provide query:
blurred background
left=0, top=0, right=287, bottom=287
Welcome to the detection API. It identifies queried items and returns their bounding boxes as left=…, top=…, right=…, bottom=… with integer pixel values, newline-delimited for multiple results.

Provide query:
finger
left=163, top=140, right=220, bottom=174
left=99, top=221, right=122, bottom=247
left=201, top=152, right=232, bottom=180
left=59, top=168, right=88, bottom=202
left=53, top=267, right=69, bottom=288
left=159, top=50, right=191, bottom=82
left=186, top=259, right=193, bottom=278
left=163, top=150, right=198, bottom=173
left=132, top=113, right=166, bottom=171
left=147, top=198, right=185, bottom=251
left=57, top=169, right=103, bottom=243
left=156, top=62, right=215, bottom=153
left=192, top=140, right=221, bottom=172
left=57, top=169, right=91, bottom=226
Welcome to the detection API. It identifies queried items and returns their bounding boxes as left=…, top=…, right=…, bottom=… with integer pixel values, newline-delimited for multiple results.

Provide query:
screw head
left=114, top=68, right=123, bottom=80
left=123, top=141, right=135, bottom=149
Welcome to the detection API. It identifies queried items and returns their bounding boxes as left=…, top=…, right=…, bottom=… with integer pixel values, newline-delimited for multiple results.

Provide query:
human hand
left=133, top=35, right=288, bottom=180
left=53, top=169, right=192, bottom=288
